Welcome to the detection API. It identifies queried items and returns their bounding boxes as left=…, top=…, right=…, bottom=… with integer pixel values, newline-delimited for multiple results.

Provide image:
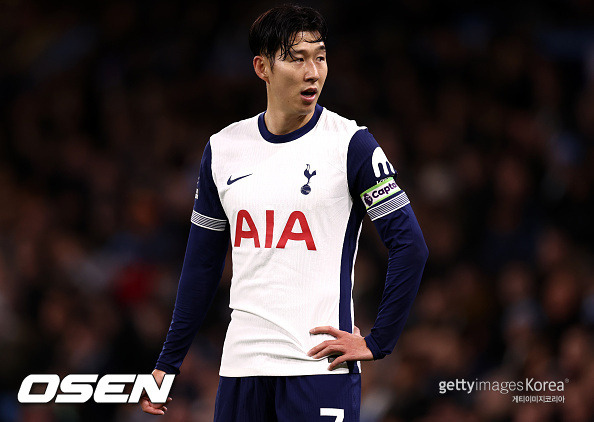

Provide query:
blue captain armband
left=360, top=177, right=410, bottom=221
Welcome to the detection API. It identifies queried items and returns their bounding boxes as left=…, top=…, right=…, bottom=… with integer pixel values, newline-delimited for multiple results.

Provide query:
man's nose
left=304, top=60, right=319, bottom=81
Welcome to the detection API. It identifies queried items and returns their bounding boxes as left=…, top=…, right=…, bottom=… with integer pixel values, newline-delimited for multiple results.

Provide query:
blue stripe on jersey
left=258, top=104, right=323, bottom=144
left=339, top=204, right=366, bottom=374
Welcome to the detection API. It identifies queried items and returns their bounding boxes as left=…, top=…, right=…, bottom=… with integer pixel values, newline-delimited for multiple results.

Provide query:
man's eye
left=317, top=56, right=326, bottom=61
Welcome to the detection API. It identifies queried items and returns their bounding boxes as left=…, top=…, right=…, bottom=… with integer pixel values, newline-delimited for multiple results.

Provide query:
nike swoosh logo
left=227, top=174, right=252, bottom=185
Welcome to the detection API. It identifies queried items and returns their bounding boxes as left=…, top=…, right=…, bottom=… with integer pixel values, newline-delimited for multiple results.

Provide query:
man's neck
left=263, top=108, right=315, bottom=135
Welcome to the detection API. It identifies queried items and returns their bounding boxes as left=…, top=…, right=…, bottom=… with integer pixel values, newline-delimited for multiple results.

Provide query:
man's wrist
left=363, top=334, right=385, bottom=360
left=155, top=362, right=179, bottom=375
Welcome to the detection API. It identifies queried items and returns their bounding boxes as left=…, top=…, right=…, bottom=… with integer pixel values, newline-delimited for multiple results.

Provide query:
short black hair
left=249, top=4, right=327, bottom=67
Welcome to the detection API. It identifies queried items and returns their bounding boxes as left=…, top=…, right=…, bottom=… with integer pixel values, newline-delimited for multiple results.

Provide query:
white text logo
left=18, top=374, right=175, bottom=404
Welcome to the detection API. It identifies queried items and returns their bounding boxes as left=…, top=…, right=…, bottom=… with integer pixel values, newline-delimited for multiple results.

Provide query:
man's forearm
left=156, top=224, right=229, bottom=373
left=365, top=204, right=428, bottom=360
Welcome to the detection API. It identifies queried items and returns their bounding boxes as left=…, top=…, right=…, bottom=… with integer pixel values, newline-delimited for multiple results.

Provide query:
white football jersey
left=192, top=105, right=409, bottom=376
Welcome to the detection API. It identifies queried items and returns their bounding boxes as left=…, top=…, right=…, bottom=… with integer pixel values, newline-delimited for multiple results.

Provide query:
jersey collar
left=258, top=104, right=323, bottom=144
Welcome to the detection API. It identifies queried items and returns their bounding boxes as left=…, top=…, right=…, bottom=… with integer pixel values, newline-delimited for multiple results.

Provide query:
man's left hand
left=307, top=326, right=373, bottom=370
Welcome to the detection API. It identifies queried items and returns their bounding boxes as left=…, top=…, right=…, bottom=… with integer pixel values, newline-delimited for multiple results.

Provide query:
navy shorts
left=213, top=374, right=361, bottom=422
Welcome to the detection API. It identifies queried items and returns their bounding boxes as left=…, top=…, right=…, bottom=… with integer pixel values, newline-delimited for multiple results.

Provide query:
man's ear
left=253, top=56, right=270, bottom=83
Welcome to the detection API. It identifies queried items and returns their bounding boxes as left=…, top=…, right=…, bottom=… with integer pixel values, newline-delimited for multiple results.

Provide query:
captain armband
left=360, top=177, right=410, bottom=221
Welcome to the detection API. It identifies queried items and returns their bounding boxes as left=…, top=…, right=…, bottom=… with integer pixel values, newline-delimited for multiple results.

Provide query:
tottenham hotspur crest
left=301, top=164, right=316, bottom=195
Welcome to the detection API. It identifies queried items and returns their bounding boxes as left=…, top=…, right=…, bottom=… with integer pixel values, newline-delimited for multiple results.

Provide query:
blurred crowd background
left=1, top=0, right=593, bottom=421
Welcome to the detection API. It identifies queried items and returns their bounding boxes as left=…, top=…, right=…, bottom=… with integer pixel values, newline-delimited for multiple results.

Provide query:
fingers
left=141, top=402, right=165, bottom=415
left=307, top=342, right=345, bottom=359
left=141, top=371, right=172, bottom=415
left=140, top=396, right=172, bottom=415
left=308, top=326, right=356, bottom=359
left=328, top=355, right=348, bottom=371
left=309, top=326, right=341, bottom=337
left=307, top=340, right=331, bottom=356
left=307, top=325, right=373, bottom=370
left=141, top=404, right=165, bottom=415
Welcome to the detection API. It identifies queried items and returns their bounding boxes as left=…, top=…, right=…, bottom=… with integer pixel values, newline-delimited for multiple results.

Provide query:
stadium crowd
left=1, top=1, right=593, bottom=421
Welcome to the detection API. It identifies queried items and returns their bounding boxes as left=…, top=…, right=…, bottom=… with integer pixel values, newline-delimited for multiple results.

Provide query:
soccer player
left=141, top=4, right=428, bottom=421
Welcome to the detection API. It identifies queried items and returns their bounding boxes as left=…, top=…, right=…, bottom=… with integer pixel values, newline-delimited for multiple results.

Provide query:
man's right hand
left=140, top=369, right=173, bottom=415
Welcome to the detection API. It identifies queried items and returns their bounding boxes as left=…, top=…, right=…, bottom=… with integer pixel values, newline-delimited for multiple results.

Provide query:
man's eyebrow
left=291, top=45, right=326, bottom=54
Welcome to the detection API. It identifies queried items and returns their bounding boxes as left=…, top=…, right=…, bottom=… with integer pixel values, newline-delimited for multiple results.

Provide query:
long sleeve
left=155, top=142, right=230, bottom=374
left=363, top=204, right=427, bottom=359
left=347, top=129, right=428, bottom=360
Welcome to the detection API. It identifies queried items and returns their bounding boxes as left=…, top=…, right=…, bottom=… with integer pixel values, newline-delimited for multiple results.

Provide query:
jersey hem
left=219, top=366, right=352, bottom=377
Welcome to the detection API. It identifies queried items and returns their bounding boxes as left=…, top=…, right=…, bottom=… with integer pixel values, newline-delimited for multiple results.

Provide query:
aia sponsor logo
left=234, top=210, right=316, bottom=250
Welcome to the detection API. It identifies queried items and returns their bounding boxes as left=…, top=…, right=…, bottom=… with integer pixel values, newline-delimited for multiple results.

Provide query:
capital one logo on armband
left=234, top=210, right=316, bottom=250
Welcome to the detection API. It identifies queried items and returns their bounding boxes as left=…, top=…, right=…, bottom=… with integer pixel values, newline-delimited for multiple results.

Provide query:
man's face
left=265, top=31, right=327, bottom=118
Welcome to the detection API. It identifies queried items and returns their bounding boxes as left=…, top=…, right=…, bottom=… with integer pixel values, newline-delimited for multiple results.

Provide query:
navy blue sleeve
left=347, top=129, right=428, bottom=360
left=155, top=142, right=229, bottom=374
left=191, top=142, right=228, bottom=225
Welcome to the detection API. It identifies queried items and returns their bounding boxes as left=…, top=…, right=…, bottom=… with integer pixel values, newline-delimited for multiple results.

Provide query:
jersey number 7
left=320, top=408, right=344, bottom=422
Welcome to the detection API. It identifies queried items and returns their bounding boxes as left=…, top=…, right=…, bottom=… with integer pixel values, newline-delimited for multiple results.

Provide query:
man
left=141, top=4, right=428, bottom=421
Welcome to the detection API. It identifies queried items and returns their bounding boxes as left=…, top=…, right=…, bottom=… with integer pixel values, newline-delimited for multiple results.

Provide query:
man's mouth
left=301, top=88, right=317, bottom=100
